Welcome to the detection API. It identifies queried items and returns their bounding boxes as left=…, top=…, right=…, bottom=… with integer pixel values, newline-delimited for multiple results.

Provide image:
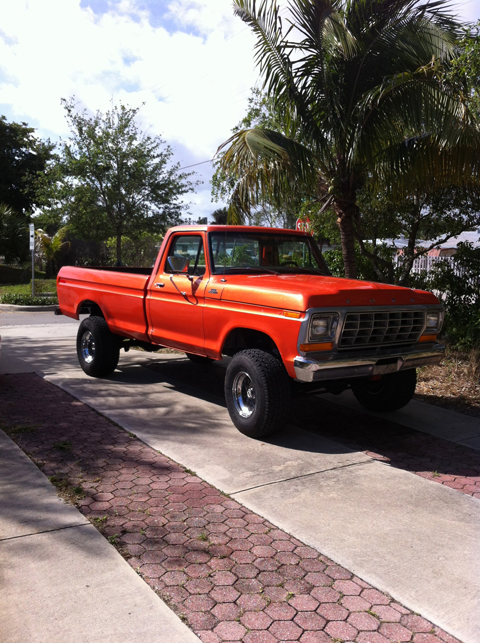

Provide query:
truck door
left=147, top=233, right=208, bottom=353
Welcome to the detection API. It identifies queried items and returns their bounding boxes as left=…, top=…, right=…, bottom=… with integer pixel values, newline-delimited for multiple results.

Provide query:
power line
left=179, top=159, right=213, bottom=170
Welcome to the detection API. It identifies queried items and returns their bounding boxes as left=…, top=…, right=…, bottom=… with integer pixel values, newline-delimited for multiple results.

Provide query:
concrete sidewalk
left=0, top=431, right=200, bottom=643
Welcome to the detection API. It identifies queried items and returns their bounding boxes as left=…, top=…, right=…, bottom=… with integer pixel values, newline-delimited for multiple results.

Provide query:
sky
left=1, top=0, right=480, bottom=221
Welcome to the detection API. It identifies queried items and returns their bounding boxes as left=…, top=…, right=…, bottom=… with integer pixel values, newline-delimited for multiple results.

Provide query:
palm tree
left=36, top=227, right=70, bottom=277
left=217, top=0, right=479, bottom=278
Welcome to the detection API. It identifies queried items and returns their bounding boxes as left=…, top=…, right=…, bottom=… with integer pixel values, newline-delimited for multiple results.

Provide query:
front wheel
left=77, top=316, right=120, bottom=377
left=351, top=369, right=417, bottom=412
left=224, top=349, right=291, bottom=439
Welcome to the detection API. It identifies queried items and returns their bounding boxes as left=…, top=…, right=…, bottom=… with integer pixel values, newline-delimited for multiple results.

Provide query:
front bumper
left=293, top=342, right=444, bottom=383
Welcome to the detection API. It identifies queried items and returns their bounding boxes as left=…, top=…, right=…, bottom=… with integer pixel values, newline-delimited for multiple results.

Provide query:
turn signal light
left=300, top=342, right=334, bottom=352
left=418, top=334, right=438, bottom=343
left=283, top=311, right=302, bottom=319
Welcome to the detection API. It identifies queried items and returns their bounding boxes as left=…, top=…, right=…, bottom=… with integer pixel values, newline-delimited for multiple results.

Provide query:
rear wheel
left=77, top=316, right=120, bottom=377
left=351, top=369, right=417, bottom=412
left=185, top=353, right=215, bottom=365
left=224, top=349, right=291, bottom=439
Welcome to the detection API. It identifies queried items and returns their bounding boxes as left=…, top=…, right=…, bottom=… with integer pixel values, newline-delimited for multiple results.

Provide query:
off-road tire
left=351, top=368, right=417, bottom=412
left=77, top=316, right=120, bottom=377
left=185, top=353, right=215, bottom=365
left=224, top=349, right=291, bottom=439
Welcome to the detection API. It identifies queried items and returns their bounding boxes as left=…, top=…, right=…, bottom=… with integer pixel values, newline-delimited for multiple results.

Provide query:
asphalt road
left=0, top=311, right=79, bottom=327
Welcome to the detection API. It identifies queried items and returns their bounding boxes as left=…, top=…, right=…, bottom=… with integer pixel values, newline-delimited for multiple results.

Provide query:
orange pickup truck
left=57, top=225, right=444, bottom=438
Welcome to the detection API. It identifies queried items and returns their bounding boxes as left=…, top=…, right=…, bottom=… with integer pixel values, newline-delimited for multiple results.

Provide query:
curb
left=0, top=303, right=58, bottom=312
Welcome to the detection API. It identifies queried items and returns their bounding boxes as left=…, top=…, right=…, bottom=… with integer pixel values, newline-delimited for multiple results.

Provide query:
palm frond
left=374, top=131, right=480, bottom=196
left=216, top=128, right=321, bottom=219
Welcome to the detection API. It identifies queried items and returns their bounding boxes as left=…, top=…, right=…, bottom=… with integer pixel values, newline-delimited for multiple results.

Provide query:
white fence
left=394, top=254, right=479, bottom=288
left=394, top=255, right=456, bottom=275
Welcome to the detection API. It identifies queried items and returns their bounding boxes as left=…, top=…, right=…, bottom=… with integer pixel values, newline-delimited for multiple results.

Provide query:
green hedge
left=0, top=265, right=47, bottom=284
left=0, top=293, right=58, bottom=306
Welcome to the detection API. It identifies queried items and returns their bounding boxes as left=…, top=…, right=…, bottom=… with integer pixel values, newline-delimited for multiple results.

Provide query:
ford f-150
left=56, top=225, right=444, bottom=438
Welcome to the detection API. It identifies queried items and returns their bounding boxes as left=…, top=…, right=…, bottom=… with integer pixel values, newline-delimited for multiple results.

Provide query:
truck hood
left=215, top=273, right=438, bottom=311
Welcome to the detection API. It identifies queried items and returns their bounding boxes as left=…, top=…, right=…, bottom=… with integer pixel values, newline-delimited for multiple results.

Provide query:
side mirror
left=167, top=255, right=190, bottom=273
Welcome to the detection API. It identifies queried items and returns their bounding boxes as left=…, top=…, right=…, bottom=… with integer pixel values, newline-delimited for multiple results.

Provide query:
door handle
left=155, top=282, right=165, bottom=288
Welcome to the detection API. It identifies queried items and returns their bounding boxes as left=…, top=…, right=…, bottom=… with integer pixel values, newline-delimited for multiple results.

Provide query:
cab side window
left=166, top=235, right=206, bottom=276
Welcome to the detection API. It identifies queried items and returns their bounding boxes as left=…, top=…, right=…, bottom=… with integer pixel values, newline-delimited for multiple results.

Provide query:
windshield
left=208, top=231, right=330, bottom=276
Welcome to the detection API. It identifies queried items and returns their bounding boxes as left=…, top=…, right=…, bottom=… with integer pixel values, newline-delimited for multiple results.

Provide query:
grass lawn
left=0, top=279, right=58, bottom=296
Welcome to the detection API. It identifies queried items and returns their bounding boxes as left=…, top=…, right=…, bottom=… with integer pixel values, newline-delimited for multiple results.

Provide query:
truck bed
left=57, top=266, right=152, bottom=342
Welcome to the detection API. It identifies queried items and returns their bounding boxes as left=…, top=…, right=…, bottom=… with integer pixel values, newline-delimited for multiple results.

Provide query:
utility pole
left=29, top=223, right=35, bottom=297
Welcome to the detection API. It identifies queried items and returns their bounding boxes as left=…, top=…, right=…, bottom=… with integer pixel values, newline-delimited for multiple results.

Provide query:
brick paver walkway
left=0, top=373, right=466, bottom=643
left=294, top=397, right=480, bottom=498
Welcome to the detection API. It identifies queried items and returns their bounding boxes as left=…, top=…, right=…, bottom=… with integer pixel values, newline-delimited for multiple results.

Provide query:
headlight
left=309, top=313, right=339, bottom=342
left=424, top=310, right=444, bottom=334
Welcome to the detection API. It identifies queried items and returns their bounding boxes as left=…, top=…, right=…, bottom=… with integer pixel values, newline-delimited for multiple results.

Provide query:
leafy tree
left=211, top=207, right=229, bottom=224
left=40, top=98, right=197, bottom=264
left=355, top=186, right=480, bottom=285
left=448, top=21, right=480, bottom=115
left=0, top=116, right=54, bottom=216
left=217, top=0, right=479, bottom=278
left=0, top=204, right=29, bottom=264
left=105, top=232, right=162, bottom=267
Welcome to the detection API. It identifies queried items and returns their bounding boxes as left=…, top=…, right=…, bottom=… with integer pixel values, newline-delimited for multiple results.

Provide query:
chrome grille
left=339, top=310, right=425, bottom=348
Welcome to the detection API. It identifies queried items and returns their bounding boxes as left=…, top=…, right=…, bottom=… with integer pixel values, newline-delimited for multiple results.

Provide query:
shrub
left=0, top=265, right=46, bottom=284
left=0, top=293, right=58, bottom=306
left=417, top=243, right=480, bottom=350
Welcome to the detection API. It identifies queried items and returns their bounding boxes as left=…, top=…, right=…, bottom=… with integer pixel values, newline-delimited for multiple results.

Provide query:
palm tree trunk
left=334, top=203, right=357, bottom=279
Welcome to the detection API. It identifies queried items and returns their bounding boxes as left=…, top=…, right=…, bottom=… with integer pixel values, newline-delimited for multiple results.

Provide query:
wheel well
left=77, top=300, right=104, bottom=318
left=222, top=328, right=279, bottom=358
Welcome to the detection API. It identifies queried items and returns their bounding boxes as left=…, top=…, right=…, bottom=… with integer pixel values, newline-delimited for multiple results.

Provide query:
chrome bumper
left=293, top=343, right=445, bottom=383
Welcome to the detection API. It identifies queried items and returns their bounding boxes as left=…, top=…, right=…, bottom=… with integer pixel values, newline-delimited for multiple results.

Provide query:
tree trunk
left=116, top=232, right=122, bottom=266
left=334, top=201, right=358, bottom=279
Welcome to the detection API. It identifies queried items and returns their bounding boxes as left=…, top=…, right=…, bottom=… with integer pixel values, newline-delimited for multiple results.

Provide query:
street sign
left=29, top=223, right=35, bottom=250
left=296, top=217, right=311, bottom=233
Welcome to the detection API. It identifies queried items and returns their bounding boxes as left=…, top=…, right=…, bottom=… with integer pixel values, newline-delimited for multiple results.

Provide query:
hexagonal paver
left=294, top=611, right=326, bottom=631
left=361, top=589, right=391, bottom=605
left=241, top=611, right=273, bottom=630
left=243, top=632, right=277, bottom=643
left=317, top=603, right=349, bottom=621
left=348, top=611, right=380, bottom=631
left=269, top=619, right=303, bottom=640
left=265, top=603, right=296, bottom=621
left=324, top=620, right=358, bottom=640
left=401, top=614, right=436, bottom=632
left=289, top=595, right=319, bottom=612
left=236, top=594, right=268, bottom=611
left=341, top=595, right=372, bottom=612
left=209, top=586, right=240, bottom=603
left=213, top=621, right=247, bottom=640
left=212, top=602, right=242, bottom=621
left=379, top=622, right=414, bottom=641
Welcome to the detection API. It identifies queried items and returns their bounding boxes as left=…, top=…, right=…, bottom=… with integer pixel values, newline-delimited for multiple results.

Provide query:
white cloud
left=0, top=0, right=259, bottom=217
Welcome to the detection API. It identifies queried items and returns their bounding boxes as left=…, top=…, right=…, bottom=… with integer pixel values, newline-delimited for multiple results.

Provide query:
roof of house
left=377, top=229, right=480, bottom=250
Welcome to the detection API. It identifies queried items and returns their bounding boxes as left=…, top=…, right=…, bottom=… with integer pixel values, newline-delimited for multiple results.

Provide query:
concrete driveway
left=1, top=312, right=480, bottom=643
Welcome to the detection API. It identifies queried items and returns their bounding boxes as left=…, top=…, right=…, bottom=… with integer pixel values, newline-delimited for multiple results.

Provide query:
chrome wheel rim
left=81, top=330, right=95, bottom=364
left=232, top=371, right=256, bottom=418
